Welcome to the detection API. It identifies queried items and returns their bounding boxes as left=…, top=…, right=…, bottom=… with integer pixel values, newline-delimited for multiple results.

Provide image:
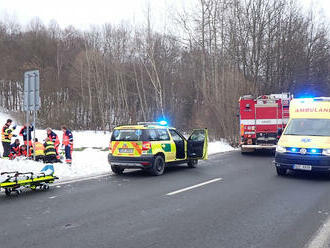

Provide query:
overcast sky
left=0, top=0, right=328, bottom=30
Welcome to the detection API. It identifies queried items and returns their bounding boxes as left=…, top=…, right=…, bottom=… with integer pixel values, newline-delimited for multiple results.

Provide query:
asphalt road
left=1, top=151, right=330, bottom=248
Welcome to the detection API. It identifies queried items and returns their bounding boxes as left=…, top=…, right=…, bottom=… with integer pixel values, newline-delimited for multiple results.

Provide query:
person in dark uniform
left=44, top=138, right=58, bottom=163
left=2, top=119, right=16, bottom=159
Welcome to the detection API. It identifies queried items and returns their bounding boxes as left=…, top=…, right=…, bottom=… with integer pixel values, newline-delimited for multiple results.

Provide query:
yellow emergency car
left=274, top=97, right=330, bottom=175
left=108, top=122, right=208, bottom=176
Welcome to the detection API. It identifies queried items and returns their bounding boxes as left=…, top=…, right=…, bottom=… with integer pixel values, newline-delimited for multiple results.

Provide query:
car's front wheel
left=111, top=165, right=124, bottom=175
left=149, top=155, right=165, bottom=176
left=276, top=167, right=287, bottom=176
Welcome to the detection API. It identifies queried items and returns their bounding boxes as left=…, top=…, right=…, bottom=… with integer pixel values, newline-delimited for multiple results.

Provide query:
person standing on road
left=46, top=128, right=60, bottom=159
left=61, top=125, right=73, bottom=164
left=19, top=123, right=34, bottom=147
left=1, top=119, right=16, bottom=159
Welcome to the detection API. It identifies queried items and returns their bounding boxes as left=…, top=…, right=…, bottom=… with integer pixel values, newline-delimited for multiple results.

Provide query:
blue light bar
left=311, top=149, right=317, bottom=153
left=159, top=120, right=168, bottom=126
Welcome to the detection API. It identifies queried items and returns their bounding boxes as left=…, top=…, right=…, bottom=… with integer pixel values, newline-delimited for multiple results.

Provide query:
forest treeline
left=0, top=0, right=329, bottom=143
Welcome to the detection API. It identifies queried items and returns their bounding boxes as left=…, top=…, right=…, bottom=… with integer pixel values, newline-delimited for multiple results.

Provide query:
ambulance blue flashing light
left=159, top=120, right=168, bottom=126
left=311, top=149, right=317, bottom=154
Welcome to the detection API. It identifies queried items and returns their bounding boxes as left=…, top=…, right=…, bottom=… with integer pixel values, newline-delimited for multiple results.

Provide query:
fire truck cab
left=239, top=93, right=293, bottom=153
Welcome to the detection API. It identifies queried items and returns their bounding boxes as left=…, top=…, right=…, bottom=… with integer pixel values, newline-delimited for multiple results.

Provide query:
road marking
left=54, top=173, right=110, bottom=186
left=306, top=216, right=330, bottom=248
left=166, top=178, right=222, bottom=196
left=49, top=196, right=58, bottom=199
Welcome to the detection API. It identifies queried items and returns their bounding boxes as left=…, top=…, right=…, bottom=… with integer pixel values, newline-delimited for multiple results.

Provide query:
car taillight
left=142, top=142, right=151, bottom=151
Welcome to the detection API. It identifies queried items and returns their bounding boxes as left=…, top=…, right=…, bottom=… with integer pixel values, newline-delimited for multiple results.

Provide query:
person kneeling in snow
left=61, top=125, right=73, bottom=165
left=33, top=138, right=45, bottom=162
left=9, top=139, right=20, bottom=160
left=18, top=144, right=31, bottom=158
left=44, top=138, right=60, bottom=163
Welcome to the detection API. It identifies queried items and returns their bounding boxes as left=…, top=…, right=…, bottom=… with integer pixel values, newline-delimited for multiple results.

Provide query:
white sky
left=0, top=0, right=329, bottom=30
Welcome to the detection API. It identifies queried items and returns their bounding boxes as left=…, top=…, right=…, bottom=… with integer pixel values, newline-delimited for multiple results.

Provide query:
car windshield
left=284, top=118, right=330, bottom=136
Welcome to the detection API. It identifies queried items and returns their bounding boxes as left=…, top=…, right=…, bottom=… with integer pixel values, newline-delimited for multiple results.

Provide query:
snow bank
left=0, top=112, right=235, bottom=182
left=208, top=140, right=236, bottom=155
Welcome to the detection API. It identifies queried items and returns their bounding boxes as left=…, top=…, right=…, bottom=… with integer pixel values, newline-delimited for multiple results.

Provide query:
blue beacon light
left=159, top=120, right=168, bottom=126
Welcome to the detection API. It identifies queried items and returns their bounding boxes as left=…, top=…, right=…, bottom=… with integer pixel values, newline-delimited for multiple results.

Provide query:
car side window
left=157, top=129, right=170, bottom=141
left=147, top=129, right=159, bottom=141
left=189, top=130, right=205, bottom=142
left=169, top=130, right=183, bottom=142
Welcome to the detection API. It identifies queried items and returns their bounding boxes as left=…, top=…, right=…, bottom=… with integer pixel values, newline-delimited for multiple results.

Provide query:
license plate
left=119, top=148, right=134, bottom=153
left=293, top=164, right=312, bottom=171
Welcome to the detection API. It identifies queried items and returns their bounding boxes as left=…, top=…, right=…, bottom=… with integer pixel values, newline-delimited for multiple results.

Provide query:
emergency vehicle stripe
left=112, top=142, right=120, bottom=152
left=131, top=142, right=142, bottom=155
left=240, top=119, right=289, bottom=125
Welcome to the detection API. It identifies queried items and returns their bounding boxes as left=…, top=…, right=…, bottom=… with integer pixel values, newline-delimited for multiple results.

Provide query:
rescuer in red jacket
left=9, top=139, right=20, bottom=160
left=61, top=125, right=73, bottom=164
left=46, top=128, right=60, bottom=159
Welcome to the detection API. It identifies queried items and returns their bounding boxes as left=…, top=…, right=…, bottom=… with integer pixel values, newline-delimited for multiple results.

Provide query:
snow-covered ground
left=0, top=112, right=235, bottom=182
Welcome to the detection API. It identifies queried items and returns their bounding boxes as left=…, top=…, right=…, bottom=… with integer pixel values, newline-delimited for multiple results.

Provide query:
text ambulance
left=274, top=97, right=330, bottom=175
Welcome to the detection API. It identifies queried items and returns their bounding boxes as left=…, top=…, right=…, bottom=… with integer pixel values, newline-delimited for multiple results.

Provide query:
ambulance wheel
left=276, top=167, right=287, bottom=176
left=187, top=159, right=198, bottom=168
left=111, top=165, right=124, bottom=175
left=5, top=188, right=11, bottom=196
left=149, top=155, right=165, bottom=176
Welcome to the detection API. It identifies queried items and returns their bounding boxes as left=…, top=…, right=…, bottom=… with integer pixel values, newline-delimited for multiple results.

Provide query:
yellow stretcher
left=0, top=165, right=58, bottom=196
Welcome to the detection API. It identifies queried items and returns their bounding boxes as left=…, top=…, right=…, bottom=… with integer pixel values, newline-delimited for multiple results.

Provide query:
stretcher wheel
left=16, top=189, right=22, bottom=195
left=5, top=188, right=11, bottom=196
left=42, top=184, right=50, bottom=190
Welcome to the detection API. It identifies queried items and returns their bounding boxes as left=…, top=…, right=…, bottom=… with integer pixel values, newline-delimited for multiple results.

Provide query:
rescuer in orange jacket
left=61, top=125, right=73, bottom=164
left=46, top=128, right=60, bottom=159
left=33, top=138, right=45, bottom=162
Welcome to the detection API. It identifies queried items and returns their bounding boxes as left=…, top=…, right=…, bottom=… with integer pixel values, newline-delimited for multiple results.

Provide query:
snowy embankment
left=0, top=112, right=235, bottom=181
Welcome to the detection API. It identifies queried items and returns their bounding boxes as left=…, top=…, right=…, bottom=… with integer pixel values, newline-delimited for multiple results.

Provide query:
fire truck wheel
left=276, top=167, right=287, bottom=176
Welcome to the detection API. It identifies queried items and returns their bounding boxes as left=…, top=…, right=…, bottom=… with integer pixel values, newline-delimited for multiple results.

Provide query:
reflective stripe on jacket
left=34, top=142, right=45, bottom=156
left=1, top=124, right=13, bottom=143
left=44, top=141, right=56, bottom=156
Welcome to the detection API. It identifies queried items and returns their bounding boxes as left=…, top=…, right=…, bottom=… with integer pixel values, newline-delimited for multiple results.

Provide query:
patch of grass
left=73, top=147, right=88, bottom=152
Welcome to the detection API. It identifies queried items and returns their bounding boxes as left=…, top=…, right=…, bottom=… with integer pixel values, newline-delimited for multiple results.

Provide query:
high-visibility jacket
left=34, top=142, right=45, bottom=156
left=62, top=130, right=73, bottom=146
left=48, top=131, right=60, bottom=147
left=1, top=124, right=13, bottom=143
left=44, top=141, right=56, bottom=156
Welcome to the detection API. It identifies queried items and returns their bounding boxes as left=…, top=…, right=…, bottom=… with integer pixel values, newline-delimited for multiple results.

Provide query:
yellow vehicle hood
left=278, top=135, right=330, bottom=149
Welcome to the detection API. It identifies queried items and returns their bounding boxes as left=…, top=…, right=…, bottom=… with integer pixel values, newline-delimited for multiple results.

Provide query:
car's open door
left=187, top=128, right=208, bottom=160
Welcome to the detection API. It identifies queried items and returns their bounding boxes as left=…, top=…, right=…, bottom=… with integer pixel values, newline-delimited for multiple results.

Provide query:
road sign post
left=24, top=70, right=41, bottom=160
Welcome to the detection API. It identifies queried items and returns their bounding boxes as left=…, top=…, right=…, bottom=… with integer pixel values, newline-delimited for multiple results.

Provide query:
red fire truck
left=239, top=93, right=293, bottom=153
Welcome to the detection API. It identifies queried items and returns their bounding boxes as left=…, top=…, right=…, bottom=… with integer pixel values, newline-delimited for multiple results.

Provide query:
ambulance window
left=111, top=129, right=144, bottom=141
left=147, top=130, right=158, bottom=141
left=169, top=130, right=183, bottom=142
left=157, top=129, right=170, bottom=141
